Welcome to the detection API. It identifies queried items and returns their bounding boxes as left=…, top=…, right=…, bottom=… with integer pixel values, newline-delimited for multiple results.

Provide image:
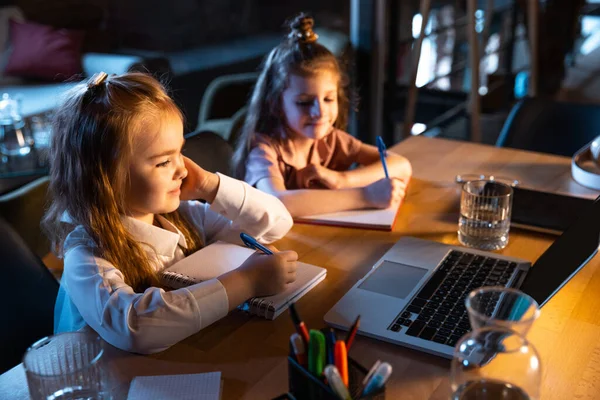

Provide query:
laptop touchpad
left=358, top=260, right=428, bottom=299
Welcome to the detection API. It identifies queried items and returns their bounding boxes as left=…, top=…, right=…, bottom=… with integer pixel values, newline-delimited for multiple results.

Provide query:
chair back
left=0, top=216, right=59, bottom=373
left=184, top=130, right=234, bottom=176
left=0, top=176, right=51, bottom=257
left=195, top=72, right=258, bottom=143
left=496, top=98, right=600, bottom=157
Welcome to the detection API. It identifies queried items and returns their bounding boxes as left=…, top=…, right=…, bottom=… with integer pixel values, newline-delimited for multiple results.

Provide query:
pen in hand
left=376, top=136, right=390, bottom=179
left=240, top=232, right=274, bottom=255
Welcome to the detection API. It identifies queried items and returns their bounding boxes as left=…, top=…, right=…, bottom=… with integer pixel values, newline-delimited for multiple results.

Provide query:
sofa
left=0, top=6, right=169, bottom=118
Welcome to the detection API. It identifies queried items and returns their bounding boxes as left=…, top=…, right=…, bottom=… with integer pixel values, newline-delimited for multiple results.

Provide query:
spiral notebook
left=162, top=241, right=326, bottom=320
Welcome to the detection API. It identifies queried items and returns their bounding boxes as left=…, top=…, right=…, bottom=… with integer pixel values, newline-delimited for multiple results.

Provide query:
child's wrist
left=338, top=171, right=350, bottom=188
left=201, top=173, right=220, bottom=203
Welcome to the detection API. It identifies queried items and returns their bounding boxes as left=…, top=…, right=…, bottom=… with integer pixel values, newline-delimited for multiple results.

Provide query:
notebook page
left=165, top=241, right=255, bottom=282
left=127, top=372, right=221, bottom=400
left=295, top=205, right=398, bottom=228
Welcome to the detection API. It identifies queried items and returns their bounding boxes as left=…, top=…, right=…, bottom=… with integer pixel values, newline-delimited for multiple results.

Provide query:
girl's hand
left=362, top=178, right=407, bottom=209
left=238, top=250, right=298, bottom=296
left=180, top=156, right=220, bottom=202
left=297, top=164, right=347, bottom=189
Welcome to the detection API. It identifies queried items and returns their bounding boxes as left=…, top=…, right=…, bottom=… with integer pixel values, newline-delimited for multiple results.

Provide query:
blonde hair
left=43, top=72, right=203, bottom=292
left=232, top=12, right=350, bottom=179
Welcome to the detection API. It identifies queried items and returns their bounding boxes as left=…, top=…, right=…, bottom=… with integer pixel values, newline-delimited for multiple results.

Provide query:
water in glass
left=452, top=379, right=530, bottom=400
left=459, top=180, right=513, bottom=250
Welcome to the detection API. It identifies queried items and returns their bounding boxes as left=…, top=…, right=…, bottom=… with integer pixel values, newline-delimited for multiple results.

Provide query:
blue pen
left=376, top=136, right=389, bottom=179
left=326, top=328, right=336, bottom=365
left=240, top=232, right=273, bottom=255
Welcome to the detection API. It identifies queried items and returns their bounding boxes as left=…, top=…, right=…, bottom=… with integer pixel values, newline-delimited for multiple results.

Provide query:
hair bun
left=288, top=13, right=319, bottom=44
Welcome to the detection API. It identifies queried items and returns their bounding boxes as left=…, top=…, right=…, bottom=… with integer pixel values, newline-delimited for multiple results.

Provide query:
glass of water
left=466, top=287, right=540, bottom=338
left=459, top=180, right=513, bottom=250
left=23, top=332, right=110, bottom=400
left=450, top=327, right=541, bottom=400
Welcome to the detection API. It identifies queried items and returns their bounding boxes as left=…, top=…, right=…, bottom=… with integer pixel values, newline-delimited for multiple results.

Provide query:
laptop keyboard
left=387, top=250, right=518, bottom=347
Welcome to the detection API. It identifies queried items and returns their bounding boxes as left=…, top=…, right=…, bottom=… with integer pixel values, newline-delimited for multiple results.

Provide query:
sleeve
left=244, top=136, right=285, bottom=187
left=330, top=130, right=364, bottom=168
left=179, top=173, right=293, bottom=245
left=62, top=242, right=229, bottom=354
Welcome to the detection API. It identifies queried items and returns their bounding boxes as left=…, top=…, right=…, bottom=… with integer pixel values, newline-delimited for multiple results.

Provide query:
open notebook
left=294, top=202, right=401, bottom=231
left=127, top=372, right=221, bottom=400
left=162, top=241, right=326, bottom=320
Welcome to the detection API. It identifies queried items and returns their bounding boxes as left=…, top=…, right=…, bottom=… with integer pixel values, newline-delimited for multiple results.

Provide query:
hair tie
left=87, top=72, right=108, bottom=88
left=290, top=29, right=319, bottom=44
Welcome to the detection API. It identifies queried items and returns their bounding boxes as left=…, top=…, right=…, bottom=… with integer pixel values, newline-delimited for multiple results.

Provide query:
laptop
left=324, top=196, right=600, bottom=359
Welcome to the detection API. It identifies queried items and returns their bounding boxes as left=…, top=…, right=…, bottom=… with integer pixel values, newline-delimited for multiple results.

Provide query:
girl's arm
left=256, top=176, right=406, bottom=218
left=180, top=158, right=293, bottom=244
left=60, top=244, right=231, bottom=354
left=340, top=145, right=412, bottom=188
left=296, top=145, right=412, bottom=190
left=60, top=241, right=296, bottom=355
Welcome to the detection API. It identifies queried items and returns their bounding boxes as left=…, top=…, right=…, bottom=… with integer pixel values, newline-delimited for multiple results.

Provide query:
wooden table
left=2, top=136, right=600, bottom=399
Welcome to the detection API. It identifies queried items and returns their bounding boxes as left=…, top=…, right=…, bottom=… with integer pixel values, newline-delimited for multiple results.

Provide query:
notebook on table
left=294, top=203, right=401, bottom=231
left=127, top=372, right=221, bottom=400
left=162, top=241, right=326, bottom=320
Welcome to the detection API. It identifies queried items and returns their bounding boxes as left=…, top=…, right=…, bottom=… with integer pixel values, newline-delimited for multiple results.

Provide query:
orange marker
left=334, top=340, right=349, bottom=387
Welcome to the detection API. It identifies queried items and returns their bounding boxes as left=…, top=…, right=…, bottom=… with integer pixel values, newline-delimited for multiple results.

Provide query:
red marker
left=289, top=303, right=310, bottom=346
left=345, top=315, right=361, bottom=350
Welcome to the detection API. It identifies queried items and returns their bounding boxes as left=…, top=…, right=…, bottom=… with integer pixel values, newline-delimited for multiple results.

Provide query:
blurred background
left=2, top=0, right=599, bottom=144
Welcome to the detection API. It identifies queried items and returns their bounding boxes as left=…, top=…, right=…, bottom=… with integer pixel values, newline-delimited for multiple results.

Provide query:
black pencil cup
left=286, top=356, right=385, bottom=400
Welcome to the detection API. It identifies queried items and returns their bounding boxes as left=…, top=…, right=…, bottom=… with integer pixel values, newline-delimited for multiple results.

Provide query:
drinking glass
left=450, top=327, right=541, bottom=400
left=0, top=93, right=32, bottom=161
left=455, top=174, right=520, bottom=188
left=23, top=332, right=110, bottom=400
left=466, top=287, right=540, bottom=338
left=30, top=113, right=53, bottom=166
left=458, top=180, right=513, bottom=250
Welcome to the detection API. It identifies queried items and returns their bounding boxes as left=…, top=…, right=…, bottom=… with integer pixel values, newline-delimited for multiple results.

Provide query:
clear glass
left=30, top=112, right=53, bottom=166
left=466, top=287, right=540, bottom=338
left=0, top=93, right=32, bottom=160
left=22, top=332, right=110, bottom=400
left=459, top=180, right=513, bottom=250
left=455, top=174, right=520, bottom=187
left=450, top=327, right=542, bottom=400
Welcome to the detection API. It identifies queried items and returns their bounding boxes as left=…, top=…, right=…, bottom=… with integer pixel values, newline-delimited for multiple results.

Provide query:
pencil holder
left=287, top=356, right=385, bottom=400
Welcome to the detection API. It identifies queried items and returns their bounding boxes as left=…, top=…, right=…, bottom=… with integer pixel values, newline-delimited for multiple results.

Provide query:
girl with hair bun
left=233, top=13, right=412, bottom=217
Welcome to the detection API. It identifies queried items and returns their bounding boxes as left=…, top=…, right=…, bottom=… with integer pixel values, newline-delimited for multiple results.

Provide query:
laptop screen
left=520, top=196, right=600, bottom=306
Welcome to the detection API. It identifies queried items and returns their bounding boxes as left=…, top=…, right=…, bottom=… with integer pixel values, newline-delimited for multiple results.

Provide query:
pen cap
left=308, top=330, right=326, bottom=377
left=363, top=362, right=393, bottom=396
left=291, top=333, right=305, bottom=355
left=324, top=365, right=351, bottom=400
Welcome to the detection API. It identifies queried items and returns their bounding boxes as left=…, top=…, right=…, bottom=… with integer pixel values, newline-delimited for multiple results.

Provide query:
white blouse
left=54, top=173, right=293, bottom=354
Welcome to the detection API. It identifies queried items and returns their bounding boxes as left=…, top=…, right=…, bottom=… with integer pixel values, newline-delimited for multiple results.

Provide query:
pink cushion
left=4, top=19, right=84, bottom=81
